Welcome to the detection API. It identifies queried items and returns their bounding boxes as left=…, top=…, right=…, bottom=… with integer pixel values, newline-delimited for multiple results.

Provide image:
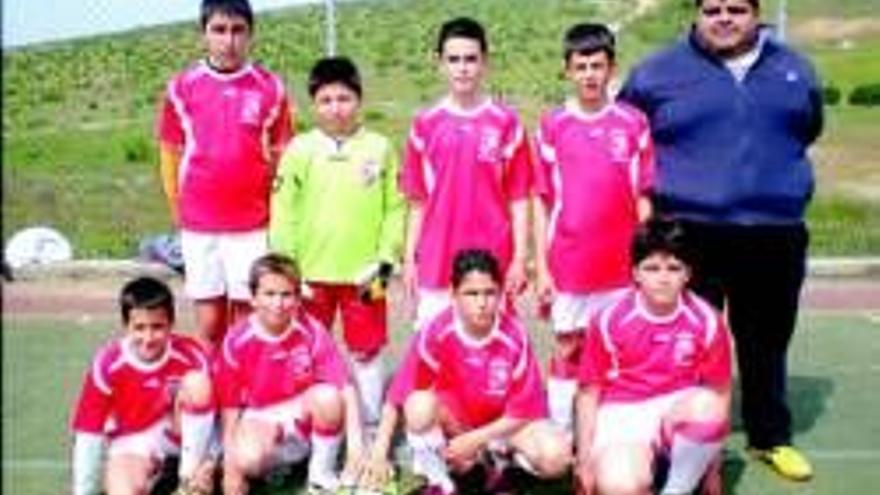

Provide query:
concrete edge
left=4, top=257, right=880, bottom=282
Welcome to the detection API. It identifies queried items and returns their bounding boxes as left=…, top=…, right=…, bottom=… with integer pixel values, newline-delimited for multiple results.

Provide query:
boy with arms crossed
left=157, top=0, right=294, bottom=348
left=270, top=56, right=405, bottom=429
left=533, top=23, right=655, bottom=434
left=401, top=17, right=533, bottom=327
left=358, top=250, right=570, bottom=495
left=71, top=277, right=216, bottom=495
left=215, top=253, right=364, bottom=494
left=575, top=219, right=731, bottom=495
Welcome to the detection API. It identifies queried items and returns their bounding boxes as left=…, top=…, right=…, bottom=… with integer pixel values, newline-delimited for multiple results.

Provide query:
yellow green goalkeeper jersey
left=269, top=127, right=405, bottom=282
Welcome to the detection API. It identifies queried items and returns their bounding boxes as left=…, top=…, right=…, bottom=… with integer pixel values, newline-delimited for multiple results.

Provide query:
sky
left=2, top=0, right=322, bottom=48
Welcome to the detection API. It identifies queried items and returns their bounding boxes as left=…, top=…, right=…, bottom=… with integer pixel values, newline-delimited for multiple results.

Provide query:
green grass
left=3, top=310, right=880, bottom=494
left=3, top=0, right=879, bottom=256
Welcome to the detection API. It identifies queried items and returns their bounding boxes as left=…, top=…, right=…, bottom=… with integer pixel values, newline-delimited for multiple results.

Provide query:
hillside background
left=3, top=0, right=879, bottom=257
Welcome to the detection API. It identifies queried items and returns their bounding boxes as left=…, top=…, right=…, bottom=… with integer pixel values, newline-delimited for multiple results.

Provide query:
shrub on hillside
left=848, top=83, right=880, bottom=107
left=822, top=85, right=841, bottom=106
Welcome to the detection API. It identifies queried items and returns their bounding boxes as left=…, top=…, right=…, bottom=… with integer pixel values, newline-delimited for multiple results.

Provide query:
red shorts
left=303, top=282, right=387, bottom=357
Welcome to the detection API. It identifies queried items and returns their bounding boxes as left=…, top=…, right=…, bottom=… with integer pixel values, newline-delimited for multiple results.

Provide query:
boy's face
left=251, top=272, right=299, bottom=334
left=313, top=82, right=361, bottom=137
left=452, top=271, right=500, bottom=337
left=695, top=0, right=760, bottom=58
left=203, top=12, right=252, bottom=72
left=566, top=50, right=615, bottom=109
left=633, top=253, right=691, bottom=313
left=126, top=307, right=173, bottom=363
left=439, top=37, right=487, bottom=99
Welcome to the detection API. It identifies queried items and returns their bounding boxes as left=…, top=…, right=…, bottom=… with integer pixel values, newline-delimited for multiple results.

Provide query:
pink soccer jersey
left=72, top=334, right=210, bottom=437
left=401, top=98, right=533, bottom=289
left=387, top=308, right=546, bottom=428
left=158, top=61, right=293, bottom=232
left=215, top=312, right=350, bottom=410
left=535, top=101, right=655, bottom=292
left=578, top=288, right=733, bottom=403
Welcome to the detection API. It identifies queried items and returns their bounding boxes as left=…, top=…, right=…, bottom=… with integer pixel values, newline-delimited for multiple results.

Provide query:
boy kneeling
left=359, top=249, right=570, bottom=494
left=575, top=219, right=732, bottom=495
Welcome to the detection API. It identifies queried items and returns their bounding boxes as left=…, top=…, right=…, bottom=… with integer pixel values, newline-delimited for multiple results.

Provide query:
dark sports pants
left=679, top=220, right=808, bottom=449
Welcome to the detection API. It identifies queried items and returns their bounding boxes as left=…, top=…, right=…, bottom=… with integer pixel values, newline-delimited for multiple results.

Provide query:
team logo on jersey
left=486, top=357, right=512, bottom=396
left=240, top=90, right=263, bottom=126
left=609, top=129, right=631, bottom=162
left=360, top=159, right=381, bottom=186
left=477, top=128, right=502, bottom=163
left=672, top=332, right=697, bottom=368
left=285, top=347, right=314, bottom=378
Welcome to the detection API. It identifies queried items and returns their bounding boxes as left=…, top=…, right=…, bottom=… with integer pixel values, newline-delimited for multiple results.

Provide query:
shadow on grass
left=729, top=374, right=835, bottom=437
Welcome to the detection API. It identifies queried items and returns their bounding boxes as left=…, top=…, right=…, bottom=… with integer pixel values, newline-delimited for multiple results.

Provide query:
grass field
left=3, top=0, right=879, bottom=257
left=3, top=295, right=879, bottom=494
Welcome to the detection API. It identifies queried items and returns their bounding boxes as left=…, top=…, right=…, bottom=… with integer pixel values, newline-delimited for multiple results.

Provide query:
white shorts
left=414, top=288, right=451, bottom=331
left=241, top=397, right=311, bottom=464
left=107, top=417, right=179, bottom=462
left=180, top=229, right=267, bottom=301
left=551, top=289, right=626, bottom=334
left=591, top=388, right=696, bottom=453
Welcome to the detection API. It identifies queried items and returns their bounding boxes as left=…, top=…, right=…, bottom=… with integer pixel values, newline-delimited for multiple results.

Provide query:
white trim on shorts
left=414, top=288, right=451, bottom=331
left=551, top=288, right=627, bottom=334
left=180, top=229, right=267, bottom=301
left=241, top=396, right=311, bottom=465
left=107, top=417, right=179, bottom=461
left=591, top=387, right=697, bottom=454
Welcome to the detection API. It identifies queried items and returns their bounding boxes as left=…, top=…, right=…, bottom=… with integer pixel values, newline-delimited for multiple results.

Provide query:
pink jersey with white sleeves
left=535, top=101, right=655, bottom=292
left=388, top=307, right=546, bottom=428
left=401, top=98, right=533, bottom=289
left=71, top=334, right=210, bottom=437
left=215, top=312, right=350, bottom=410
left=158, top=61, right=293, bottom=232
left=578, top=288, right=732, bottom=403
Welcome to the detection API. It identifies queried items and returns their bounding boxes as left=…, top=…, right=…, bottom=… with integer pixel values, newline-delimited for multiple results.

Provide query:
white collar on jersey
left=440, top=95, right=492, bottom=117
left=248, top=313, right=303, bottom=343
left=633, top=291, right=685, bottom=325
left=199, top=59, right=254, bottom=81
left=564, top=98, right=614, bottom=122
left=121, top=335, right=171, bottom=373
left=315, top=125, right=365, bottom=152
left=452, top=310, right=502, bottom=348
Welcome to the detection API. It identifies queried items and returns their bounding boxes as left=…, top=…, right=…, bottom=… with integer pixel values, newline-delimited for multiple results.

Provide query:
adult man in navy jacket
left=619, top=0, right=822, bottom=482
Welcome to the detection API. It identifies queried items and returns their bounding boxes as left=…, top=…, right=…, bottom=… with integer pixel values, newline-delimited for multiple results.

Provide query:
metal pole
left=324, top=0, right=337, bottom=56
left=776, top=0, right=787, bottom=41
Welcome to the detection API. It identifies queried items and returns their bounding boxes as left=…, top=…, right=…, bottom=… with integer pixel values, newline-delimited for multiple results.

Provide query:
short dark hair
left=436, top=17, right=488, bottom=55
left=451, top=249, right=502, bottom=288
left=563, top=23, right=616, bottom=63
left=631, top=218, right=693, bottom=268
left=694, top=0, right=759, bottom=7
left=308, top=56, right=363, bottom=98
left=119, top=276, right=175, bottom=325
left=249, top=252, right=301, bottom=296
left=201, top=0, right=254, bottom=30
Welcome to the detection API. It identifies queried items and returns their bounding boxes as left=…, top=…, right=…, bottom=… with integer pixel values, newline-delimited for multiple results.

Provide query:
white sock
left=308, top=431, right=341, bottom=490
left=179, top=410, right=215, bottom=480
left=72, top=432, right=105, bottom=495
left=408, top=427, right=454, bottom=493
left=352, top=356, right=385, bottom=426
left=661, top=435, right=723, bottom=494
left=547, top=376, right=577, bottom=433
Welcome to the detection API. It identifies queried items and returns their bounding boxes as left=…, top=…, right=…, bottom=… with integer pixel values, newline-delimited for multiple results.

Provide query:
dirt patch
left=791, top=17, right=880, bottom=44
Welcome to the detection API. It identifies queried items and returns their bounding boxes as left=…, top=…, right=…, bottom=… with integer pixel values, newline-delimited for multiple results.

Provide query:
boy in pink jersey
left=71, top=277, right=216, bottom=495
left=533, top=23, right=655, bottom=433
left=401, top=17, right=533, bottom=328
left=574, top=219, right=731, bottom=495
left=157, top=0, right=294, bottom=348
left=215, top=253, right=364, bottom=494
left=356, top=250, right=570, bottom=495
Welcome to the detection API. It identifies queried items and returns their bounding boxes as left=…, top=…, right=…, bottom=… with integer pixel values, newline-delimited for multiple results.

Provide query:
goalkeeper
left=269, top=56, right=406, bottom=430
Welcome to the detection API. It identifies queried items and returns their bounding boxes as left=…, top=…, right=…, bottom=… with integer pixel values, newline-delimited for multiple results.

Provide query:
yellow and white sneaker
left=750, top=445, right=814, bottom=481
